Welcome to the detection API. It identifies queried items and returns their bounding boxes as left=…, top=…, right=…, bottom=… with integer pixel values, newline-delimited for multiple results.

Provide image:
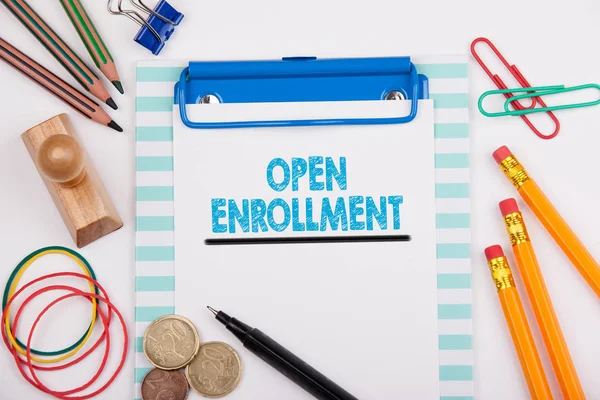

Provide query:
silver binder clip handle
left=107, top=0, right=175, bottom=43
left=129, top=0, right=179, bottom=25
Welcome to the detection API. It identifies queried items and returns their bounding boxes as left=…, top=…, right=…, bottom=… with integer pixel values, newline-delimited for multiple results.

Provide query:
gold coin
left=143, top=315, right=200, bottom=370
left=186, top=342, right=242, bottom=398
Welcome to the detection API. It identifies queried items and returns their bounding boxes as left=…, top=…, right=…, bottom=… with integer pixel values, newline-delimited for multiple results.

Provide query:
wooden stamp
left=22, top=114, right=123, bottom=248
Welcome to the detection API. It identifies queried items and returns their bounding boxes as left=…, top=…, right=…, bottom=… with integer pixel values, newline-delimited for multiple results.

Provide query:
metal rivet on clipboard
left=200, top=95, right=220, bottom=104
left=107, top=0, right=184, bottom=55
left=471, top=37, right=561, bottom=140
left=385, top=91, right=405, bottom=101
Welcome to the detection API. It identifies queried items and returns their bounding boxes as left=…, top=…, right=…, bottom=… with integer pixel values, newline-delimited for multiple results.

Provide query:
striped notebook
left=135, top=56, right=472, bottom=400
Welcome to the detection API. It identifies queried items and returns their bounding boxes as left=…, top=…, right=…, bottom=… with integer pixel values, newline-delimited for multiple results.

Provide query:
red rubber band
left=4, top=287, right=111, bottom=399
left=1, top=272, right=112, bottom=371
left=24, top=287, right=127, bottom=399
left=1, top=273, right=128, bottom=399
left=20, top=286, right=111, bottom=396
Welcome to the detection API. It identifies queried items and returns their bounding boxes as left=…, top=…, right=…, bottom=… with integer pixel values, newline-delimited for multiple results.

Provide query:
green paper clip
left=478, top=84, right=600, bottom=117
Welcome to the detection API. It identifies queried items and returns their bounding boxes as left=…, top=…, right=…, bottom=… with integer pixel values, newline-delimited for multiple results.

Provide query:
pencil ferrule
left=488, top=256, right=515, bottom=292
left=499, top=156, right=530, bottom=188
left=504, top=212, right=529, bottom=245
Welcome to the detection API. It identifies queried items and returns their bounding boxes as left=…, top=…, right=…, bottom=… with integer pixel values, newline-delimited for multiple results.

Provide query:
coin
left=143, top=315, right=201, bottom=370
left=141, top=369, right=189, bottom=400
left=186, top=342, right=242, bottom=398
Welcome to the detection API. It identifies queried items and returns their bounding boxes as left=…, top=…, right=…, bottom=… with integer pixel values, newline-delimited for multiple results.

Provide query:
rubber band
left=3, top=248, right=98, bottom=360
left=2, top=247, right=99, bottom=360
left=25, top=289, right=127, bottom=399
left=1, top=272, right=111, bottom=372
left=1, top=276, right=128, bottom=399
left=21, top=288, right=111, bottom=397
left=11, top=287, right=110, bottom=397
left=0, top=274, right=110, bottom=393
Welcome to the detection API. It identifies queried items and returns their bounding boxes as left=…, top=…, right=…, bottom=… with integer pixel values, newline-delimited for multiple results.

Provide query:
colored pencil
left=1, top=0, right=118, bottom=109
left=494, top=146, right=600, bottom=299
left=59, top=0, right=124, bottom=94
left=0, top=37, right=122, bottom=132
left=485, top=245, right=553, bottom=399
left=500, top=199, right=584, bottom=399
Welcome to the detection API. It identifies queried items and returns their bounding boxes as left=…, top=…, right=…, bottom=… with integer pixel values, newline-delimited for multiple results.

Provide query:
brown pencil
left=2, top=0, right=118, bottom=109
left=0, top=37, right=122, bottom=132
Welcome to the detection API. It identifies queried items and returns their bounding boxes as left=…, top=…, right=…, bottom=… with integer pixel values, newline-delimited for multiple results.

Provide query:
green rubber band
left=2, top=246, right=99, bottom=357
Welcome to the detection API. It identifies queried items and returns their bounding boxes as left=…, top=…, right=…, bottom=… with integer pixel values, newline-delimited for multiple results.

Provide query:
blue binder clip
left=108, top=0, right=184, bottom=55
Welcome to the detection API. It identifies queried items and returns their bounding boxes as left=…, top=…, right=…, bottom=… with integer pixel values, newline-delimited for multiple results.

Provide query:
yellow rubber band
left=4, top=249, right=97, bottom=363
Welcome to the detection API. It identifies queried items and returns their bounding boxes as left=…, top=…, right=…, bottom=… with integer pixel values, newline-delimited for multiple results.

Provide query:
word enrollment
left=211, top=156, right=404, bottom=234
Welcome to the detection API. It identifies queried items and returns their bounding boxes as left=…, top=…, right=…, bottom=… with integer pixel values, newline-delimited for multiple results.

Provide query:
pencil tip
left=108, top=120, right=123, bottom=133
left=106, top=97, right=118, bottom=110
left=112, top=81, right=124, bottom=94
left=207, top=306, right=218, bottom=316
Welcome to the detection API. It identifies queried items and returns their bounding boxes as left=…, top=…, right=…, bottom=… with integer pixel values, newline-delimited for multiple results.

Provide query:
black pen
left=207, top=306, right=359, bottom=400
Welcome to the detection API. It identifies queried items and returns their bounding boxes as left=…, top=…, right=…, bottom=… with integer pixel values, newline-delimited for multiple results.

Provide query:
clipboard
left=173, top=56, right=439, bottom=399
left=134, top=55, right=473, bottom=400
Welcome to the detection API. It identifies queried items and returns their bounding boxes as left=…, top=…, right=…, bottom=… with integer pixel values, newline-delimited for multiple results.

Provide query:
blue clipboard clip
left=175, top=57, right=429, bottom=129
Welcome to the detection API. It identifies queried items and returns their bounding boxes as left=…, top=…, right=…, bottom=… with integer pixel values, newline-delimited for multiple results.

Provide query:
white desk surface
left=1, top=0, right=600, bottom=399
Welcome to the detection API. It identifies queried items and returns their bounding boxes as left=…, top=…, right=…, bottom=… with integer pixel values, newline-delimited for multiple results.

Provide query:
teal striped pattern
left=436, top=183, right=470, bottom=199
left=135, top=368, right=153, bottom=383
left=431, top=93, right=469, bottom=109
left=437, top=243, right=471, bottom=259
left=136, top=97, right=174, bottom=112
left=437, top=213, right=470, bottom=229
left=439, top=334, right=472, bottom=350
left=136, top=186, right=174, bottom=201
left=137, top=66, right=184, bottom=82
left=440, top=366, right=473, bottom=381
left=438, top=274, right=471, bottom=289
left=136, top=156, right=173, bottom=171
left=136, top=246, right=175, bottom=261
left=439, top=304, right=472, bottom=319
left=136, top=127, right=173, bottom=142
left=135, top=58, right=472, bottom=399
left=435, top=153, right=469, bottom=169
left=136, top=216, right=175, bottom=231
left=135, top=337, right=144, bottom=352
left=414, top=63, right=468, bottom=79
left=135, top=63, right=183, bottom=400
left=422, top=59, right=473, bottom=399
left=136, top=276, right=175, bottom=291
left=435, top=123, right=469, bottom=138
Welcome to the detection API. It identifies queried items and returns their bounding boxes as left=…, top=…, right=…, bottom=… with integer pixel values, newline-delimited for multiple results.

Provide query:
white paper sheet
left=173, top=100, right=438, bottom=399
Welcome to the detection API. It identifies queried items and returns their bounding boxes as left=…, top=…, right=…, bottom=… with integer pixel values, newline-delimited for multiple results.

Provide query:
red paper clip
left=471, top=37, right=560, bottom=140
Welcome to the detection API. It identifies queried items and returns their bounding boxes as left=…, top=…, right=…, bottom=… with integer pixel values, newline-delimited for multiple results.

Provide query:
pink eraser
left=484, top=245, right=505, bottom=261
left=499, top=198, right=520, bottom=216
left=493, top=146, right=513, bottom=164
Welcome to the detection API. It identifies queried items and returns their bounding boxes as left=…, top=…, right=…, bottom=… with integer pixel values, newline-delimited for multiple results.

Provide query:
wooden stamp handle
left=36, top=134, right=86, bottom=188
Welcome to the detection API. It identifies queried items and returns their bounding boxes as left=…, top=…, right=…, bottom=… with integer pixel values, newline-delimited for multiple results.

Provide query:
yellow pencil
left=494, top=146, right=600, bottom=299
left=485, top=245, right=553, bottom=399
left=500, top=198, right=584, bottom=399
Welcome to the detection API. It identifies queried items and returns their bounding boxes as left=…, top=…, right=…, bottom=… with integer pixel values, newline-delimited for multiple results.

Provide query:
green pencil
left=60, top=0, right=124, bottom=94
